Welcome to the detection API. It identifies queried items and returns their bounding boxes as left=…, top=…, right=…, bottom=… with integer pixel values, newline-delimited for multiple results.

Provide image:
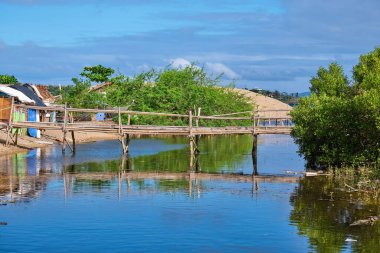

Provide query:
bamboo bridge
left=1, top=102, right=293, bottom=162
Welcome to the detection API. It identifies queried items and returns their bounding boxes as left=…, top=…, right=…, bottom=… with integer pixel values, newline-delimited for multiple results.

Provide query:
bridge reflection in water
left=0, top=148, right=299, bottom=204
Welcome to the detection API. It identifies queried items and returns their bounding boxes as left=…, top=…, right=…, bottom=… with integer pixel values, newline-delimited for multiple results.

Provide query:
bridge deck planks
left=12, top=121, right=292, bottom=135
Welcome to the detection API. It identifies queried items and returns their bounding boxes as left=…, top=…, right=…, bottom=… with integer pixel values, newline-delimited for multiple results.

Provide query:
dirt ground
left=0, top=129, right=118, bottom=156
left=0, top=89, right=292, bottom=155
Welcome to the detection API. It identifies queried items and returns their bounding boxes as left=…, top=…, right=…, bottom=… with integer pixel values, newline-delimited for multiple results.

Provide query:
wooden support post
left=189, top=145, right=194, bottom=171
left=252, top=111, right=256, bottom=135
left=126, top=134, right=130, bottom=152
left=195, top=107, right=201, bottom=127
left=65, top=138, right=73, bottom=153
left=195, top=135, right=200, bottom=155
left=118, top=107, right=122, bottom=135
left=126, top=113, right=131, bottom=153
left=118, top=107, right=128, bottom=154
left=14, top=128, right=19, bottom=145
left=194, top=108, right=201, bottom=155
left=188, top=110, right=195, bottom=169
left=120, top=134, right=127, bottom=154
left=189, top=110, right=193, bottom=135
left=5, top=97, right=14, bottom=146
left=120, top=134, right=130, bottom=154
left=189, top=110, right=194, bottom=156
left=71, top=131, right=76, bottom=154
left=62, top=132, right=67, bottom=153
left=194, top=150, right=200, bottom=172
left=62, top=103, right=68, bottom=153
left=252, top=134, right=258, bottom=176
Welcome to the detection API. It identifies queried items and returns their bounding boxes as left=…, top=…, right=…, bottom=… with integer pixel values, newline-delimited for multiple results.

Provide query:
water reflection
left=0, top=149, right=50, bottom=203
left=1, top=135, right=378, bottom=252
left=0, top=134, right=301, bottom=204
left=290, top=176, right=380, bottom=252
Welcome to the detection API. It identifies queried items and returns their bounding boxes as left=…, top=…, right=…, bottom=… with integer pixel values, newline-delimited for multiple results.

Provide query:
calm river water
left=0, top=135, right=379, bottom=252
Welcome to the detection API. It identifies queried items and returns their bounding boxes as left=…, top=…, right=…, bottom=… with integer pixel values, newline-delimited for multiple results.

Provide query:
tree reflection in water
left=290, top=176, right=380, bottom=252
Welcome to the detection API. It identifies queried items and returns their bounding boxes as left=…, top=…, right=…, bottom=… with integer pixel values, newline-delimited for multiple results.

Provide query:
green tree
left=0, top=74, right=18, bottom=84
left=61, top=78, right=105, bottom=108
left=310, top=62, right=350, bottom=97
left=80, top=65, right=115, bottom=83
left=105, top=65, right=253, bottom=126
left=291, top=48, right=380, bottom=169
left=47, top=85, right=61, bottom=96
left=353, top=47, right=380, bottom=92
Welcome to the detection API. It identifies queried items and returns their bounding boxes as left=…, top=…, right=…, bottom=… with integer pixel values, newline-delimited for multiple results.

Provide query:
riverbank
left=0, top=129, right=118, bottom=156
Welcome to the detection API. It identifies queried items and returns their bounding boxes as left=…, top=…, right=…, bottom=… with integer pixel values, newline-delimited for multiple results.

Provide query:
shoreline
left=0, top=129, right=119, bottom=156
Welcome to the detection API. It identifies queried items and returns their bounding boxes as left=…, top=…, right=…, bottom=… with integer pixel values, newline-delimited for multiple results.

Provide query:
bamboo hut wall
left=0, top=97, right=11, bottom=122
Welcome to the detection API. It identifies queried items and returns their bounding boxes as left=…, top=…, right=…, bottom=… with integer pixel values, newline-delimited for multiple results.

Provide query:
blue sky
left=0, top=0, right=379, bottom=92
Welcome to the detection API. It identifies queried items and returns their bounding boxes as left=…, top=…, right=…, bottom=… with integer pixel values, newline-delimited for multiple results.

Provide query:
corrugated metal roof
left=11, top=84, right=45, bottom=106
left=0, top=85, right=35, bottom=104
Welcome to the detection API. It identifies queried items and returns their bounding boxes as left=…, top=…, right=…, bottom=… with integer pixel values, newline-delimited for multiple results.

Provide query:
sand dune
left=233, top=88, right=292, bottom=117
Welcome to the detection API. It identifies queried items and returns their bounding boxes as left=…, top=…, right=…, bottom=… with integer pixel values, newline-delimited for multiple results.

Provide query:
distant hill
left=298, top=92, right=310, bottom=97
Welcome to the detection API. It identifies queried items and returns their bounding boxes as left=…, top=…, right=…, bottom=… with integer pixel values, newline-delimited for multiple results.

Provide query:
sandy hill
left=233, top=88, right=292, bottom=117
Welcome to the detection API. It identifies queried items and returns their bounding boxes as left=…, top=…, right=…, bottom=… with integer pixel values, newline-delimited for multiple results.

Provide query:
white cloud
left=206, top=62, right=240, bottom=79
left=171, top=58, right=192, bottom=69
left=137, top=64, right=150, bottom=71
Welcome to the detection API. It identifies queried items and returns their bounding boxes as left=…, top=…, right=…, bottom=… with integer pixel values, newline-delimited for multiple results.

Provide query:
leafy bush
left=105, top=66, right=252, bottom=126
left=61, top=65, right=253, bottom=127
left=0, top=74, right=18, bottom=84
left=291, top=48, right=380, bottom=169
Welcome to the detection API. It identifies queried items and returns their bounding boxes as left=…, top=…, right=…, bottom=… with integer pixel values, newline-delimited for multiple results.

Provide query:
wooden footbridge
left=2, top=101, right=293, bottom=158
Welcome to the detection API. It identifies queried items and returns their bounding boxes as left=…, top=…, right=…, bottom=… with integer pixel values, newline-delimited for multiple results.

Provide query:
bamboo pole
left=118, top=107, right=128, bottom=154
left=189, top=110, right=193, bottom=136
left=71, top=130, right=76, bottom=154
left=194, top=107, right=201, bottom=155
left=126, top=113, right=131, bottom=153
left=62, top=103, right=68, bottom=153
left=189, top=110, right=194, bottom=161
left=65, top=138, right=74, bottom=153
left=252, top=134, right=258, bottom=176
left=195, top=107, right=201, bottom=127
left=252, top=113, right=256, bottom=135
left=14, top=128, right=19, bottom=145
left=210, top=111, right=253, bottom=117
left=118, top=107, right=122, bottom=135
left=17, top=104, right=291, bottom=119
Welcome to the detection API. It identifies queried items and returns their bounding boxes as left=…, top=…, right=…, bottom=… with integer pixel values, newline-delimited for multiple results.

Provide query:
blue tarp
left=96, top=112, right=105, bottom=121
left=27, top=108, right=38, bottom=138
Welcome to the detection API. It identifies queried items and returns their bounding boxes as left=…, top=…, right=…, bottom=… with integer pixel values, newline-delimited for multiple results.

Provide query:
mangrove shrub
left=291, top=48, right=380, bottom=169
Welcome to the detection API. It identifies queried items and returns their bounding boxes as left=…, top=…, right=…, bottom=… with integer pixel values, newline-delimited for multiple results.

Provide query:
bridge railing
left=9, top=104, right=293, bottom=131
left=4, top=103, right=294, bottom=153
